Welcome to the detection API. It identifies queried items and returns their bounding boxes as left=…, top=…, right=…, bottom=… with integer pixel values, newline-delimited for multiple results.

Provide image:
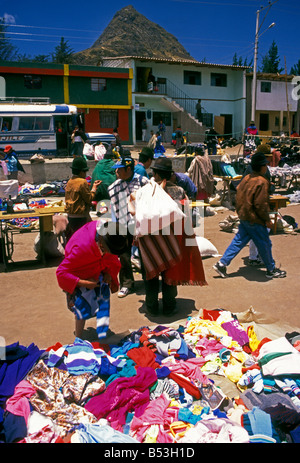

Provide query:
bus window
left=1, top=117, right=12, bottom=131
left=19, top=117, right=35, bottom=130
left=19, top=116, right=50, bottom=131
left=34, top=117, right=50, bottom=130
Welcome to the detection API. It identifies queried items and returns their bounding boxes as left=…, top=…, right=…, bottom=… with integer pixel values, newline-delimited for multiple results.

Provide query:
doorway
left=136, top=111, right=146, bottom=141
left=220, top=114, right=233, bottom=138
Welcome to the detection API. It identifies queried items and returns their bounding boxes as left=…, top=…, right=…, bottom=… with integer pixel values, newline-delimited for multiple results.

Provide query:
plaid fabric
left=108, top=173, right=149, bottom=228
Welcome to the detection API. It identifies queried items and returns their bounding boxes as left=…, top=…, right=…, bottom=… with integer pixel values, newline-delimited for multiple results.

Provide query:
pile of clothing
left=1, top=310, right=299, bottom=443
left=18, top=180, right=68, bottom=197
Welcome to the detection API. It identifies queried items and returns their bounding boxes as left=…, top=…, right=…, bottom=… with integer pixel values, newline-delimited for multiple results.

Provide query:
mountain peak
left=73, top=6, right=196, bottom=65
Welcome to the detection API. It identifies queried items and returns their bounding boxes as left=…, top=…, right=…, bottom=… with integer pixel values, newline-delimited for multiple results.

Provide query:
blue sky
left=1, top=0, right=299, bottom=73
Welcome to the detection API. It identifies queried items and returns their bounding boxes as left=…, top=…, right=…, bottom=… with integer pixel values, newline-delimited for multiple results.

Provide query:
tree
left=260, top=40, right=283, bottom=73
left=0, top=19, right=18, bottom=61
left=51, top=37, right=74, bottom=64
left=232, top=53, right=253, bottom=71
left=290, top=60, right=300, bottom=76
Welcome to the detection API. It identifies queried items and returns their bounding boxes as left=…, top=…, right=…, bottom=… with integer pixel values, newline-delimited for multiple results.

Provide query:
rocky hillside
left=73, top=5, right=196, bottom=65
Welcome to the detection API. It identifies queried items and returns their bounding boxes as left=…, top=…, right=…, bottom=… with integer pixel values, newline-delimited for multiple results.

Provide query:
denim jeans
left=220, top=220, right=275, bottom=272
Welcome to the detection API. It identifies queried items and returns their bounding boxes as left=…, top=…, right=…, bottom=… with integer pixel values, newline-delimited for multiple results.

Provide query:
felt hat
left=4, top=145, right=13, bottom=153
left=71, top=156, right=89, bottom=172
left=140, top=146, right=154, bottom=159
left=152, top=156, right=173, bottom=172
left=251, top=152, right=268, bottom=168
left=96, top=220, right=128, bottom=256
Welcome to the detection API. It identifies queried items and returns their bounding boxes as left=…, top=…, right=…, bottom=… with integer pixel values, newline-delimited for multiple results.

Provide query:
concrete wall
left=0, top=159, right=98, bottom=184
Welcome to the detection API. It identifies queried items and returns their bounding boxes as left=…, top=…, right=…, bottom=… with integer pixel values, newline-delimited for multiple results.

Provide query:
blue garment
left=4, top=152, right=18, bottom=173
left=134, top=162, right=149, bottom=178
left=72, top=276, right=111, bottom=340
left=220, top=220, right=275, bottom=271
left=174, top=172, right=197, bottom=199
left=0, top=343, right=43, bottom=405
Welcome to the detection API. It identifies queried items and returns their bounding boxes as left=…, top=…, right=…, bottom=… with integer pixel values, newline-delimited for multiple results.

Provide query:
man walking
left=213, top=152, right=286, bottom=279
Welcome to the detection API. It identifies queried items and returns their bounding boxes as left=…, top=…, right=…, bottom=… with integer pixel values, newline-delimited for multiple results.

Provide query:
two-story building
left=0, top=61, right=133, bottom=144
left=101, top=56, right=248, bottom=144
left=246, top=72, right=299, bottom=136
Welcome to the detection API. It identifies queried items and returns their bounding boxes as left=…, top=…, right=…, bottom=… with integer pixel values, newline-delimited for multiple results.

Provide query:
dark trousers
left=119, top=233, right=135, bottom=290
left=140, top=252, right=177, bottom=314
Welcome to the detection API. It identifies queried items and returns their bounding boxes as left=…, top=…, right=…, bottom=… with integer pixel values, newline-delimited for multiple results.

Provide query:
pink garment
left=56, top=221, right=121, bottom=294
left=195, top=337, right=227, bottom=358
left=162, top=357, right=209, bottom=385
left=18, top=424, right=63, bottom=443
left=130, top=394, right=177, bottom=443
left=5, top=380, right=36, bottom=424
left=85, top=366, right=157, bottom=432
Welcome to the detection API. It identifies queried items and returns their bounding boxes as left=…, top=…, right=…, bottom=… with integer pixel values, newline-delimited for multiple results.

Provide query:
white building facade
left=246, top=73, right=299, bottom=135
left=102, top=56, right=247, bottom=145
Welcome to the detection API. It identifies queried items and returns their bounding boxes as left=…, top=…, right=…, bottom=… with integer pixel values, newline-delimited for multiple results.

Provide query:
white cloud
left=2, top=13, right=16, bottom=24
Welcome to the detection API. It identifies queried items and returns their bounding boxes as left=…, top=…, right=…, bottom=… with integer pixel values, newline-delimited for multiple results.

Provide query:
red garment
left=56, top=221, right=121, bottom=294
left=169, top=372, right=201, bottom=399
left=127, top=345, right=160, bottom=369
left=164, top=232, right=207, bottom=286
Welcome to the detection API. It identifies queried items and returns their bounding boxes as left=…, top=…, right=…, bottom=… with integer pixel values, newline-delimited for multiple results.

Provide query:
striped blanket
left=69, top=277, right=110, bottom=340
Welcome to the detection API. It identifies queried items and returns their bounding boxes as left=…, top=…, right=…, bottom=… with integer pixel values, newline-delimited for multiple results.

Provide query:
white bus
left=0, top=99, right=115, bottom=158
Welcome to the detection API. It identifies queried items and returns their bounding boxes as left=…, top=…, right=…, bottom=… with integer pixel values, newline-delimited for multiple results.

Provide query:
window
left=211, top=73, right=227, bottom=87
left=261, top=81, right=271, bottom=93
left=99, top=110, right=118, bottom=128
left=184, top=71, right=201, bottom=85
left=19, top=116, right=50, bottom=131
left=1, top=117, right=12, bottom=131
left=24, top=75, right=42, bottom=89
left=152, top=112, right=171, bottom=126
left=91, top=78, right=107, bottom=92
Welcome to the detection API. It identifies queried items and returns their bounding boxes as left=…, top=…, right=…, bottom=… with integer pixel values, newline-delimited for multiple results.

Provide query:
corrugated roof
left=102, top=55, right=250, bottom=70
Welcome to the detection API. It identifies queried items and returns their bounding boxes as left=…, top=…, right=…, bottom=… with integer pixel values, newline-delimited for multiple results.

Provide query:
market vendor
left=56, top=219, right=128, bottom=339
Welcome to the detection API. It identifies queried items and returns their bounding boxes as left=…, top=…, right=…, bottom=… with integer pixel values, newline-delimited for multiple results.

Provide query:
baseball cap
left=112, top=156, right=135, bottom=169
left=4, top=145, right=13, bottom=153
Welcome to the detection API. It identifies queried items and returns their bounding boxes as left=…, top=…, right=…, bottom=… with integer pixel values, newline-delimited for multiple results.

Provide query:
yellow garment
left=247, top=325, right=261, bottom=351
left=222, top=358, right=243, bottom=383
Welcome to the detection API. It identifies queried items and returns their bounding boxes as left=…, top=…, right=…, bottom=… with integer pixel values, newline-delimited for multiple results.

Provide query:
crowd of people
left=57, top=134, right=288, bottom=339
left=0, top=128, right=289, bottom=340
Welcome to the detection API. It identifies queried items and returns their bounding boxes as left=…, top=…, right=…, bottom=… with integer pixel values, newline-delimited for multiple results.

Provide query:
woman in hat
left=65, top=156, right=101, bottom=239
left=56, top=219, right=128, bottom=339
left=3, top=145, right=19, bottom=180
left=137, top=156, right=207, bottom=316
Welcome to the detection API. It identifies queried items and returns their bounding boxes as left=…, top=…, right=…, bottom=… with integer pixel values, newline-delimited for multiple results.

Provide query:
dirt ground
left=1, top=186, right=300, bottom=350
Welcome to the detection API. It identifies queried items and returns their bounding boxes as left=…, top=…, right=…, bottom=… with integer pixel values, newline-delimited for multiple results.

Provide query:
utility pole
left=251, top=1, right=278, bottom=123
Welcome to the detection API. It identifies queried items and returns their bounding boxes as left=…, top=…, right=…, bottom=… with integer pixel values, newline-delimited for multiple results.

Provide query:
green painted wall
left=68, top=77, right=129, bottom=105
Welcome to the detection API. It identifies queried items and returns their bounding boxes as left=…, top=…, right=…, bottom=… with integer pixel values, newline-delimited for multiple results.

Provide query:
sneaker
left=266, top=268, right=287, bottom=279
left=213, top=261, right=227, bottom=278
left=248, top=258, right=264, bottom=267
left=117, top=287, right=131, bottom=298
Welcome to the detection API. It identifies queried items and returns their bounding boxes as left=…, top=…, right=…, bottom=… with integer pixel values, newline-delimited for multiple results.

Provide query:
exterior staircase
left=158, top=78, right=213, bottom=143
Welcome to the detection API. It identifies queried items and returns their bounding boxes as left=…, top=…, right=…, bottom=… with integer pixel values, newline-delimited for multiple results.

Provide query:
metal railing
left=147, top=78, right=213, bottom=126
left=0, top=97, right=51, bottom=104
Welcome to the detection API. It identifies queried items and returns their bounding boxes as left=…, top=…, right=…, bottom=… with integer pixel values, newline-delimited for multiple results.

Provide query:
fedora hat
left=152, top=156, right=173, bottom=172
left=71, top=156, right=89, bottom=172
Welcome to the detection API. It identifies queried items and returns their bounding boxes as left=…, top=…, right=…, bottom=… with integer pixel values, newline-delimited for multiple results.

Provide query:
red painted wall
left=82, top=108, right=130, bottom=142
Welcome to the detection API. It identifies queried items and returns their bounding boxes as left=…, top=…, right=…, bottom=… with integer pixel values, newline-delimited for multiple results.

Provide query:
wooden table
left=0, top=206, right=65, bottom=271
